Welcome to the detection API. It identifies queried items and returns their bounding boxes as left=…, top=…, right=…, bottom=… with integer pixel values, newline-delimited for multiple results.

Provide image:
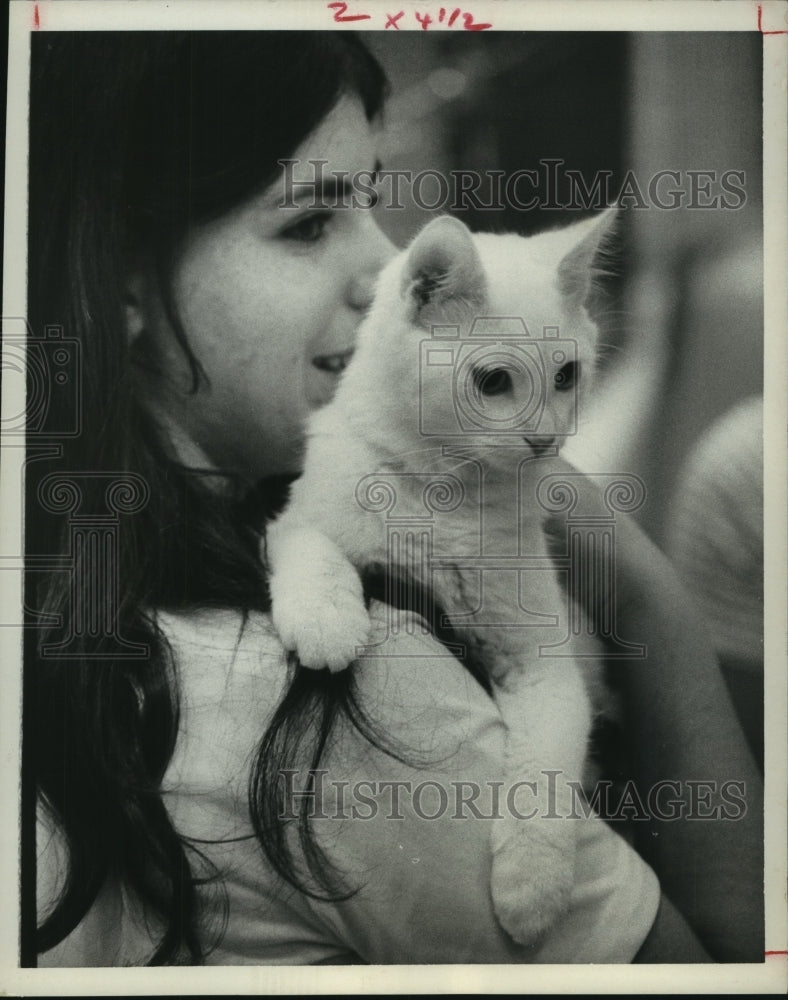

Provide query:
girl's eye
left=281, top=212, right=332, bottom=244
left=359, top=187, right=380, bottom=210
left=554, top=361, right=579, bottom=391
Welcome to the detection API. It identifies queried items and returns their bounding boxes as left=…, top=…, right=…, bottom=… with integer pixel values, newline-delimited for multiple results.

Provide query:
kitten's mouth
left=524, top=435, right=558, bottom=456
left=311, top=348, right=355, bottom=374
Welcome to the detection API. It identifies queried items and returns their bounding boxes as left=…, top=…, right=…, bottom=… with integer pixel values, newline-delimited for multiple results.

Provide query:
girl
left=29, top=31, right=762, bottom=966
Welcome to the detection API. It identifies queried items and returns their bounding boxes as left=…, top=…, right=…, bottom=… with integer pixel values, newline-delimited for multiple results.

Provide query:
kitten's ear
left=557, top=208, right=618, bottom=309
left=401, top=216, right=486, bottom=328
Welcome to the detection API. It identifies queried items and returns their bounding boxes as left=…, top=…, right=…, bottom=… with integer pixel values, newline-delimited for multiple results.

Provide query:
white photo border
left=2, top=0, right=786, bottom=994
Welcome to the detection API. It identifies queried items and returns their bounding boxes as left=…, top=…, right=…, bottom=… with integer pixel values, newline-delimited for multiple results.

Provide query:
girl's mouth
left=524, top=435, right=558, bottom=456
left=312, top=348, right=354, bottom=374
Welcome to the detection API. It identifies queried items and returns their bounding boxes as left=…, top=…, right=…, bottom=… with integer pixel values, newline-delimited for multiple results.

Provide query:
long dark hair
left=27, top=31, right=394, bottom=965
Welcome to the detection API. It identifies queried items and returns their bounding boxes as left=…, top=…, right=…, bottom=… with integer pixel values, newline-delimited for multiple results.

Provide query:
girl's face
left=136, top=95, right=394, bottom=482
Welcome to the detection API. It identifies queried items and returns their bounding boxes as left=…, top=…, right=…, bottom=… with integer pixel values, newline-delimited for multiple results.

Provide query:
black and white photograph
left=1, top=0, right=786, bottom=993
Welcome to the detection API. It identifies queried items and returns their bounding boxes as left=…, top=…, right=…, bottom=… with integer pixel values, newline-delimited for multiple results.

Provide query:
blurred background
left=366, top=30, right=763, bottom=545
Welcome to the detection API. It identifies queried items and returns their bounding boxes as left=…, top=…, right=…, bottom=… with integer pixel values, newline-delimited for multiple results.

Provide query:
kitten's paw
left=272, top=584, right=371, bottom=672
left=490, top=819, right=575, bottom=946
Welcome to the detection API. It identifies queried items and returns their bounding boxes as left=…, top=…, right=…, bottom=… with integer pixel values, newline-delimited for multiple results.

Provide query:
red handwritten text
left=329, top=4, right=492, bottom=31
left=327, top=2, right=372, bottom=23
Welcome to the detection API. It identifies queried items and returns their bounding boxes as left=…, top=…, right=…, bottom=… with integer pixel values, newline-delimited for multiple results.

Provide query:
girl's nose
left=347, top=271, right=379, bottom=312
left=347, top=223, right=396, bottom=312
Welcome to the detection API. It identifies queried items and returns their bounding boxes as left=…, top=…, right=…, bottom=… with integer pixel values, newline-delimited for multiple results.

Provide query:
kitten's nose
left=524, top=435, right=557, bottom=456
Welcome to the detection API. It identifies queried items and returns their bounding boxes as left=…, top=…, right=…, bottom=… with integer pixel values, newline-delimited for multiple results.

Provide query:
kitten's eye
left=472, top=367, right=512, bottom=396
left=281, top=212, right=332, bottom=244
left=554, top=361, right=579, bottom=392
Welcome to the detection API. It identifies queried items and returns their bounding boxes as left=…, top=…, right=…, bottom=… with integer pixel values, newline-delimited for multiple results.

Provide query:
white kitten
left=265, top=212, right=616, bottom=945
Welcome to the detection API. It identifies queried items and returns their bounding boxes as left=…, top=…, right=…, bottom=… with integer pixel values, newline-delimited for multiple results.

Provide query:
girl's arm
left=545, top=464, right=764, bottom=962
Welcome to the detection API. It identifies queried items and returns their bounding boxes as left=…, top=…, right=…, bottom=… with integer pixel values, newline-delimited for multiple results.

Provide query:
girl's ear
left=124, top=271, right=149, bottom=346
left=401, top=216, right=487, bottom=329
left=557, top=208, right=618, bottom=309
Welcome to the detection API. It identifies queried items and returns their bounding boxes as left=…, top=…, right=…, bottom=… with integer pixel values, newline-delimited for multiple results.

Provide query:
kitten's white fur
left=265, top=212, right=616, bottom=945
